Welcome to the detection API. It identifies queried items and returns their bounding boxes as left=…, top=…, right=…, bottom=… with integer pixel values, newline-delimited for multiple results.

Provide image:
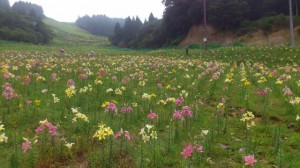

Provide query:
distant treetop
left=12, top=1, right=45, bottom=18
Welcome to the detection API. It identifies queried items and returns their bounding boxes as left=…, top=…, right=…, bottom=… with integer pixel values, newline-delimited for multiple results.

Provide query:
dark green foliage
left=162, top=0, right=201, bottom=44
left=208, top=0, right=249, bottom=30
left=148, top=13, right=157, bottom=22
left=110, top=0, right=299, bottom=49
left=207, top=0, right=290, bottom=28
left=76, top=0, right=300, bottom=49
left=110, top=23, right=123, bottom=46
left=109, top=14, right=164, bottom=49
left=293, top=15, right=300, bottom=26
left=258, top=14, right=289, bottom=32
left=0, top=9, right=52, bottom=44
left=236, top=15, right=291, bottom=36
left=134, top=20, right=165, bottom=48
left=246, top=0, right=288, bottom=20
left=76, top=15, right=125, bottom=36
left=231, top=41, right=243, bottom=47
left=163, top=0, right=288, bottom=33
left=160, top=0, right=300, bottom=46
left=12, top=1, right=44, bottom=19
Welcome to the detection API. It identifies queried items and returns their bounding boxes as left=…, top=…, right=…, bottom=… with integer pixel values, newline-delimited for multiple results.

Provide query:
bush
left=260, top=21, right=272, bottom=35
left=294, top=16, right=300, bottom=26
left=237, top=15, right=290, bottom=36
left=0, top=9, right=52, bottom=44
left=231, top=41, right=243, bottom=47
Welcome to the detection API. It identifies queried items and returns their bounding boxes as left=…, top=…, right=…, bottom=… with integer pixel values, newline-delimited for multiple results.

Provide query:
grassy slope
left=43, top=18, right=110, bottom=48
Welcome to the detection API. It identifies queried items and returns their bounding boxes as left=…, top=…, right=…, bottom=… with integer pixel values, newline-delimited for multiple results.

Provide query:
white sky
left=9, top=0, right=165, bottom=22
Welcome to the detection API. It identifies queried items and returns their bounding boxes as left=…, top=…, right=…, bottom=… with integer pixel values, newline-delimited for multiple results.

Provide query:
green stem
left=153, top=141, right=156, bottom=167
left=120, top=137, right=123, bottom=155
left=140, top=144, right=144, bottom=168
left=109, top=136, right=114, bottom=166
left=223, top=112, right=227, bottom=134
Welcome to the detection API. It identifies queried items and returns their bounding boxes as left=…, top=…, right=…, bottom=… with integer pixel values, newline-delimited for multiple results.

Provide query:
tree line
left=0, top=0, right=52, bottom=44
left=108, top=0, right=300, bottom=48
left=109, top=13, right=163, bottom=48
left=76, top=15, right=125, bottom=37
left=1, top=0, right=299, bottom=47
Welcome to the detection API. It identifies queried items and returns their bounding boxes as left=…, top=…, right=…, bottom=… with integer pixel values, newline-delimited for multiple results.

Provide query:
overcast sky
left=9, top=0, right=165, bottom=22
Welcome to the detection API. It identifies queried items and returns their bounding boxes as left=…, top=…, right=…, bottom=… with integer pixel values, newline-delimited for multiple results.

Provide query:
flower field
left=0, top=47, right=300, bottom=167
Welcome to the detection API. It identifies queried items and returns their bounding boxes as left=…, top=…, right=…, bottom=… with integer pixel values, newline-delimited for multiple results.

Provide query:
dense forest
left=76, top=15, right=125, bottom=37
left=108, top=0, right=300, bottom=48
left=0, top=0, right=52, bottom=44
left=12, top=1, right=45, bottom=19
left=109, top=13, right=163, bottom=48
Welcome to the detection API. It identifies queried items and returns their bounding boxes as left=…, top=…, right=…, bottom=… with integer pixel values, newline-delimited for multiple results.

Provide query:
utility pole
left=289, top=0, right=295, bottom=47
left=203, top=0, right=208, bottom=51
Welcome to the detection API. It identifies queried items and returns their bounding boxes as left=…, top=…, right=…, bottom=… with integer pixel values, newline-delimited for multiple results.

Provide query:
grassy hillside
left=43, top=18, right=110, bottom=48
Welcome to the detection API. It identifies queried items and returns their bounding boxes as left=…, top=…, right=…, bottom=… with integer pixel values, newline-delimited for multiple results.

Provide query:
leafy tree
left=12, top=1, right=44, bottom=18
left=0, top=5, right=52, bottom=44
left=209, top=0, right=248, bottom=30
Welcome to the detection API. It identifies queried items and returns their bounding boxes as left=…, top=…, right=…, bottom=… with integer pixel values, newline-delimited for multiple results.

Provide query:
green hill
left=43, top=18, right=110, bottom=47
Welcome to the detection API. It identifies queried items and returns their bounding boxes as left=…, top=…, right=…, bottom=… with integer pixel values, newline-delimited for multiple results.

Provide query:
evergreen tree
left=135, top=20, right=164, bottom=48
left=209, top=0, right=248, bottom=30
left=162, top=0, right=194, bottom=44
left=110, top=23, right=123, bottom=46
left=135, top=16, right=143, bottom=30
left=108, top=0, right=300, bottom=48
left=148, top=13, right=157, bottom=22
left=122, top=17, right=134, bottom=45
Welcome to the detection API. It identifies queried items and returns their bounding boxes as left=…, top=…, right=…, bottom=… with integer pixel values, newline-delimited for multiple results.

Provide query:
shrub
left=231, top=41, right=243, bottom=47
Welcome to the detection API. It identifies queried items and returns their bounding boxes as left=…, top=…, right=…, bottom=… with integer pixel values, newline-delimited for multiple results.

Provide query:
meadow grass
left=43, top=18, right=110, bottom=48
left=0, top=45, right=300, bottom=167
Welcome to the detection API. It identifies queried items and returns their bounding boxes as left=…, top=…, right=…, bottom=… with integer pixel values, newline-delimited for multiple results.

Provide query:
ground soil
left=180, top=25, right=300, bottom=47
